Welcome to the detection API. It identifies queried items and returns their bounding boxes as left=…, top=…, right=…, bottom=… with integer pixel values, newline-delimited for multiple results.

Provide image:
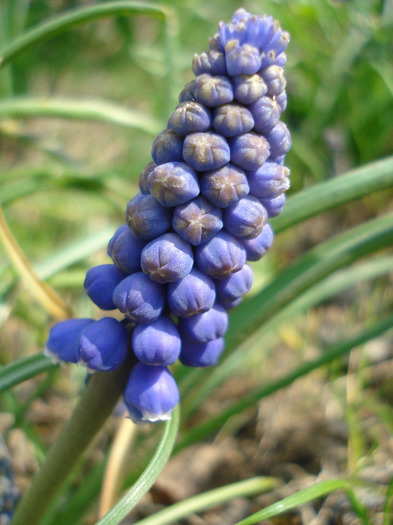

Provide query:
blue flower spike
left=45, top=8, right=290, bottom=423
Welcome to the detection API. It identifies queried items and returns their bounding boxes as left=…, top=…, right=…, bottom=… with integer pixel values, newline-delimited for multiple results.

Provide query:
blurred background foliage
left=0, top=0, right=392, bottom=523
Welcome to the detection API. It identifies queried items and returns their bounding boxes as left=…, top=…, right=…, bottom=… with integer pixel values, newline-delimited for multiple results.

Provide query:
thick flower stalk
left=45, top=9, right=291, bottom=423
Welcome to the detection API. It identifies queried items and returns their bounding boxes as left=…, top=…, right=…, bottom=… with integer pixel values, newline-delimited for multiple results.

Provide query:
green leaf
left=0, top=353, right=57, bottom=394
left=96, top=405, right=180, bottom=525
left=0, top=98, right=162, bottom=135
left=135, top=477, right=279, bottom=525
left=272, top=155, right=393, bottom=233
left=0, top=2, right=170, bottom=68
left=234, top=479, right=370, bottom=524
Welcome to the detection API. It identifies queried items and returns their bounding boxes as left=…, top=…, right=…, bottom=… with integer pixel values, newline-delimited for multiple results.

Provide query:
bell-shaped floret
left=247, top=162, right=290, bottom=199
left=45, top=318, right=94, bottom=364
left=179, top=303, right=228, bottom=343
left=260, top=65, right=286, bottom=97
left=183, top=132, right=230, bottom=172
left=212, top=103, right=254, bottom=138
left=232, top=73, right=267, bottom=105
left=192, top=50, right=226, bottom=76
left=167, top=268, right=216, bottom=318
left=241, top=222, right=274, bottom=261
left=178, top=80, right=196, bottom=103
left=223, top=195, right=267, bottom=239
left=172, top=196, right=223, bottom=246
left=249, top=96, right=280, bottom=134
left=107, top=225, right=145, bottom=274
left=148, top=162, right=200, bottom=207
left=151, top=129, right=184, bottom=165
left=265, top=121, right=291, bottom=158
left=215, top=263, right=253, bottom=303
left=225, top=40, right=261, bottom=76
left=193, top=74, right=233, bottom=107
left=141, top=233, right=193, bottom=284
left=76, top=318, right=129, bottom=372
left=230, top=132, right=270, bottom=171
left=168, top=101, right=211, bottom=136
left=195, top=231, right=246, bottom=279
left=200, top=163, right=249, bottom=208
left=126, top=193, right=172, bottom=241
left=124, top=364, right=179, bottom=423
left=113, top=272, right=165, bottom=323
left=84, top=264, right=127, bottom=310
left=180, top=338, right=224, bottom=367
left=260, top=193, right=286, bottom=218
left=132, top=315, right=181, bottom=366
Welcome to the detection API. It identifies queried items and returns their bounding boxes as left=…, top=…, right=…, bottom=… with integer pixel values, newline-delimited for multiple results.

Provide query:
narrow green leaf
left=272, top=156, right=393, bottom=233
left=177, top=313, right=393, bottom=450
left=0, top=98, right=162, bottom=135
left=0, top=353, right=57, bottom=394
left=97, top=405, right=180, bottom=525
left=136, top=477, right=279, bottom=525
left=234, top=479, right=369, bottom=524
left=0, top=2, right=170, bottom=68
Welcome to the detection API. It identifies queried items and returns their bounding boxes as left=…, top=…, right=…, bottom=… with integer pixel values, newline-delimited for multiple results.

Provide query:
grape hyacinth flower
left=45, top=9, right=291, bottom=423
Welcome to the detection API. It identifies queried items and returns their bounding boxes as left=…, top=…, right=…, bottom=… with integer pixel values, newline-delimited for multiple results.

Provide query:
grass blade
left=272, top=156, right=393, bottom=233
left=96, top=405, right=180, bottom=525
left=0, top=97, right=162, bottom=135
left=0, top=353, right=57, bottom=393
left=136, top=477, right=279, bottom=525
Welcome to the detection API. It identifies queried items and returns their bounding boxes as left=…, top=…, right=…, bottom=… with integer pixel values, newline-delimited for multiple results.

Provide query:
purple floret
left=141, top=232, right=194, bottom=284
left=132, top=315, right=181, bottom=366
left=179, top=303, right=228, bottom=343
left=223, top=195, right=267, bottom=239
left=76, top=317, right=129, bottom=372
left=124, top=364, right=180, bottom=423
left=126, top=193, right=172, bottom=241
left=151, top=129, right=184, bottom=165
left=84, top=264, right=127, bottom=310
left=148, top=162, right=200, bottom=207
left=107, top=225, right=145, bottom=274
left=167, top=268, right=216, bottom=318
left=195, top=231, right=246, bottom=279
left=183, top=132, right=230, bottom=172
left=180, top=338, right=224, bottom=367
left=215, top=263, right=253, bottom=303
left=45, top=318, right=94, bottom=364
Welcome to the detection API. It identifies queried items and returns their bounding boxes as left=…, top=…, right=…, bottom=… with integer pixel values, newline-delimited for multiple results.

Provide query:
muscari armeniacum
left=45, top=9, right=291, bottom=423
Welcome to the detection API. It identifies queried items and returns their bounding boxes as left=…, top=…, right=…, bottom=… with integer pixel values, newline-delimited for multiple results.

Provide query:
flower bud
left=215, top=263, right=253, bottom=303
left=107, top=225, right=145, bottom=274
left=249, top=96, right=280, bottom=133
left=151, top=129, right=184, bottom=165
left=172, top=196, right=223, bottom=246
left=45, top=318, right=94, bottom=364
left=179, top=304, right=228, bottom=343
left=139, top=161, right=156, bottom=194
left=265, top=121, right=291, bottom=158
left=84, top=264, right=127, bottom=310
left=230, top=132, right=270, bottom=171
left=241, top=222, right=274, bottom=261
left=124, top=364, right=179, bottom=423
left=225, top=40, right=261, bottom=76
left=276, top=91, right=287, bottom=113
left=192, top=50, right=226, bottom=76
left=260, top=65, right=286, bottom=97
left=178, top=80, right=196, bottom=103
left=183, top=132, right=230, bottom=172
left=132, top=315, right=181, bottom=366
left=223, top=195, right=267, bottom=239
left=141, top=233, right=193, bottom=284
left=180, top=338, right=224, bottom=367
left=76, top=317, right=129, bottom=373
left=200, top=163, right=249, bottom=208
left=126, top=193, right=172, bottom=241
left=260, top=193, right=286, bottom=218
left=212, top=103, right=254, bottom=138
left=168, top=102, right=211, bottom=136
left=113, top=272, right=165, bottom=323
left=248, top=161, right=290, bottom=199
left=167, top=268, right=216, bottom=318
left=195, top=231, right=246, bottom=279
left=148, top=162, right=200, bottom=207
left=193, top=74, right=233, bottom=107
left=232, top=74, right=267, bottom=104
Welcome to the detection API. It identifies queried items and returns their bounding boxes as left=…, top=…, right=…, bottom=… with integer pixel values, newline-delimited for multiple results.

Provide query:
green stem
left=11, top=359, right=132, bottom=525
left=0, top=1, right=172, bottom=69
